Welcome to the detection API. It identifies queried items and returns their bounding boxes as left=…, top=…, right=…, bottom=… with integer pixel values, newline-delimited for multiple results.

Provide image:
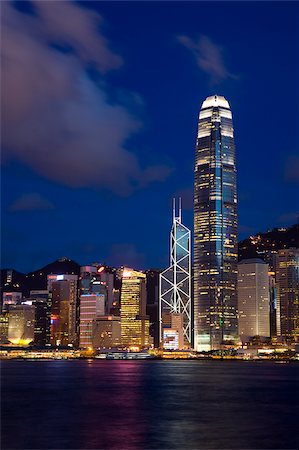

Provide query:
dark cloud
left=238, top=225, right=255, bottom=235
left=9, top=193, right=55, bottom=212
left=105, top=243, right=145, bottom=269
left=174, top=187, right=193, bottom=210
left=1, top=1, right=171, bottom=196
left=276, top=212, right=299, bottom=225
left=178, top=34, right=236, bottom=84
left=284, top=155, right=299, bottom=184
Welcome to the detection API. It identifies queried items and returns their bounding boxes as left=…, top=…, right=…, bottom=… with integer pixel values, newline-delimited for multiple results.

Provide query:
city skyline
left=1, top=3, right=298, bottom=450
left=2, top=1, right=298, bottom=273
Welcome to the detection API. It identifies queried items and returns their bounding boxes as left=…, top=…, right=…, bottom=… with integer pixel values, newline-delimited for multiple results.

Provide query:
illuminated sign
left=97, top=267, right=105, bottom=274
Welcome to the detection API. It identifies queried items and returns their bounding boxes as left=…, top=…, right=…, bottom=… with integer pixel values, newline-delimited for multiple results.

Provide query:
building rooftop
left=201, top=95, right=230, bottom=110
left=238, top=258, right=267, bottom=265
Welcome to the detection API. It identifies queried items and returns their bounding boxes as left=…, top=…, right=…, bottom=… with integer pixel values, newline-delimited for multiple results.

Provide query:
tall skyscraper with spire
left=159, top=199, right=191, bottom=348
left=194, top=95, right=238, bottom=351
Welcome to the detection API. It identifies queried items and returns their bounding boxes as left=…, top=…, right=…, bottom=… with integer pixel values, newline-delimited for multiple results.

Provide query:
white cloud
left=178, top=34, right=236, bottom=84
left=1, top=1, right=171, bottom=196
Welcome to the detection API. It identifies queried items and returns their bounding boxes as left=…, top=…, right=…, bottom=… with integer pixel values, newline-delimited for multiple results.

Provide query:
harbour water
left=2, top=360, right=298, bottom=449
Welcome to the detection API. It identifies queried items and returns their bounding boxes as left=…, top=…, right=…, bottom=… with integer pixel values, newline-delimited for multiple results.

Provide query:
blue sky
left=2, top=1, right=298, bottom=272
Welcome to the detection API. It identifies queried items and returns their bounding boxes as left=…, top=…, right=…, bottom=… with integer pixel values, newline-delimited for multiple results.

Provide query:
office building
left=0, top=313, right=9, bottom=343
left=194, top=95, right=238, bottom=351
left=162, top=313, right=184, bottom=350
left=30, top=290, right=49, bottom=300
left=146, top=269, right=161, bottom=348
left=24, top=291, right=50, bottom=345
left=23, top=298, right=50, bottom=346
left=2, top=292, right=22, bottom=311
left=237, top=259, right=270, bottom=341
left=160, top=199, right=191, bottom=348
left=275, top=248, right=299, bottom=338
left=80, top=265, right=115, bottom=314
left=120, top=268, right=150, bottom=348
left=163, top=329, right=180, bottom=350
left=92, top=315, right=121, bottom=349
left=8, top=304, right=35, bottom=345
left=268, top=271, right=277, bottom=337
left=79, top=294, right=105, bottom=348
left=47, top=274, right=78, bottom=346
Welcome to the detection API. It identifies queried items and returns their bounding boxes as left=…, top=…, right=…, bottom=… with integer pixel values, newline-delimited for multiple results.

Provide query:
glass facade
left=275, top=248, right=299, bottom=338
left=47, top=274, right=78, bottom=346
left=159, top=201, right=191, bottom=348
left=194, top=95, right=238, bottom=351
left=120, top=269, right=150, bottom=348
left=237, top=259, right=270, bottom=340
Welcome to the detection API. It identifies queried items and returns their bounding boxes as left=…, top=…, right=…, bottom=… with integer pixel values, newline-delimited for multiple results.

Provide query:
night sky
left=2, top=1, right=298, bottom=273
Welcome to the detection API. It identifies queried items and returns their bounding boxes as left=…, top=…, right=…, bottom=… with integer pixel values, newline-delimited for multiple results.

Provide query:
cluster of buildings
left=0, top=265, right=156, bottom=352
left=1, top=95, right=298, bottom=355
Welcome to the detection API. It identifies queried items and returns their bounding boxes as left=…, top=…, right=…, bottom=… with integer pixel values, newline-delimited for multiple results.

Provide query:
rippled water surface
left=2, top=360, right=298, bottom=449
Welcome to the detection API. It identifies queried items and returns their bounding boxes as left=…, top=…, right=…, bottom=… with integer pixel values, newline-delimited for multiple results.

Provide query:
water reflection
left=2, top=360, right=298, bottom=449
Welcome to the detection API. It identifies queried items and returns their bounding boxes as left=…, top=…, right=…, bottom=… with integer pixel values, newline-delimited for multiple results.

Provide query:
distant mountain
left=238, top=223, right=299, bottom=261
left=1, top=257, right=80, bottom=299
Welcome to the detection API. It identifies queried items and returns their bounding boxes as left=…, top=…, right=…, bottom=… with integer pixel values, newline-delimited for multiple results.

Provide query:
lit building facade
left=159, top=200, right=191, bottom=348
left=194, top=95, right=238, bottom=351
left=47, top=274, right=78, bottom=346
left=92, top=315, right=121, bottom=349
left=268, top=271, right=277, bottom=337
left=8, top=304, right=35, bottom=345
left=80, top=265, right=115, bottom=314
left=120, top=268, right=150, bottom=348
left=2, top=292, right=22, bottom=312
left=0, top=313, right=9, bottom=343
left=79, top=294, right=105, bottom=348
left=163, top=329, right=179, bottom=350
left=237, top=259, right=270, bottom=341
left=275, top=248, right=299, bottom=338
left=23, top=298, right=50, bottom=346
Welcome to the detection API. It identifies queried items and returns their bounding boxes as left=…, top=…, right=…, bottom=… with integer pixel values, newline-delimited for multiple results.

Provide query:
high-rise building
left=159, top=199, right=191, bottom=348
left=194, top=95, right=238, bottom=351
left=23, top=291, right=50, bottom=345
left=268, top=271, right=277, bottom=337
left=80, top=265, right=115, bottom=314
left=237, top=259, right=270, bottom=341
left=92, top=315, right=121, bottom=349
left=22, top=298, right=50, bottom=346
left=7, top=304, right=35, bottom=345
left=275, top=248, right=299, bottom=338
left=47, top=274, right=78, bottom=346
left=120, top=268, right=150, bottom=348
left=79, top=294, right=105, bottom=348
left=0, top=313, right=9, bottom=344
left=2, top=292, right=22, bottom=312
left=146, top=269, right=161, bottom=348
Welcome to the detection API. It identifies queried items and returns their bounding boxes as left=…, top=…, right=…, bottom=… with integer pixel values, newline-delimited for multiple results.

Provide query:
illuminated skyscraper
left=47, top=274, right=78, bottom=346
left=79, top=294, right=105, bottom=348
left=159, top=199, right=191, bottom=348
left=194, top=95, right=238, bottom=351
left=275, top=248, right=299, bottom=338
left=120, top=268, right=150, bottom=348
left=237, top=259, right=270, bottom=341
